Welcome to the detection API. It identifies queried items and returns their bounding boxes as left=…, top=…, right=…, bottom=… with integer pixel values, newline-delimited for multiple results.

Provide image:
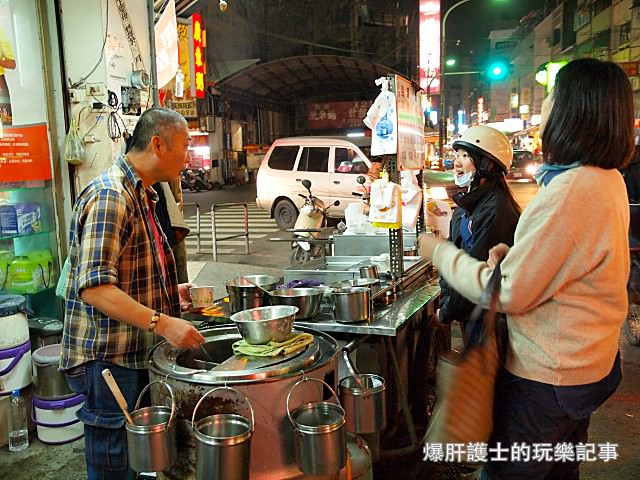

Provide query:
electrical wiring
left=105, top=89, right=129, bottom=142
left=68, top=0, right=109, bottom=89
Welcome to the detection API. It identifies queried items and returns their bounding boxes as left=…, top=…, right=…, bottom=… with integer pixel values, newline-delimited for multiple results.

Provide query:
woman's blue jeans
left=65, top=360, right=149, bottom=480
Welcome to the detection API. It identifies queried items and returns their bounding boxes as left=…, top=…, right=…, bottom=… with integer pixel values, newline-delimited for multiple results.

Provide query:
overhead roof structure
left=214, top=54, right=401, bottom=110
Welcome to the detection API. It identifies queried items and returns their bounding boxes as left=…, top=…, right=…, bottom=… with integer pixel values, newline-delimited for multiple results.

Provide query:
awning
left=214, top=54, right=401, bottom=110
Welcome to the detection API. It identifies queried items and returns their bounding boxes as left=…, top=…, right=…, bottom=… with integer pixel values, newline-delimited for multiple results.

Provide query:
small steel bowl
left=269, top=288, right=324, bottom=320
left=230, top=305, right=298, bottom=345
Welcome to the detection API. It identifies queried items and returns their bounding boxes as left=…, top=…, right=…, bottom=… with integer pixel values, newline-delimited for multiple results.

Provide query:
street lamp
left=439, top=0, right=471, bottom=162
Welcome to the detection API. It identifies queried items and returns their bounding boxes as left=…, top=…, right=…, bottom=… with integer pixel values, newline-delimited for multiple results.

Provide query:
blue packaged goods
left=0, top=203, right=42, bottom=235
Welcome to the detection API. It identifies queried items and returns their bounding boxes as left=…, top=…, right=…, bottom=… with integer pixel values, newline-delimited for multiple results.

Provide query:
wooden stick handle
left=101, top=368, right=135, bottom=425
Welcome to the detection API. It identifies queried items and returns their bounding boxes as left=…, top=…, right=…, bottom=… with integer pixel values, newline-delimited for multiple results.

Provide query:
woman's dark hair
left=542, top=58, right=634, bottom=169
left=127, top=108, right=187, bottom=153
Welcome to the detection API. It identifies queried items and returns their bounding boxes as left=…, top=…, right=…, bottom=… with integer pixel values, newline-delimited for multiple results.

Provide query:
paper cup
left=190, top=286, right=214, bottom=309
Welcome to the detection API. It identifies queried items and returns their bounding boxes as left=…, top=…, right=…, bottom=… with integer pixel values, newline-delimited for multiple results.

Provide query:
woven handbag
left=425, top=264, right=507, bottom=445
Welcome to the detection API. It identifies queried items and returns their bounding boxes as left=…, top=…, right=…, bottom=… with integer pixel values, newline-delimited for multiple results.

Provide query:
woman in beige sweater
left=420, top=58, right=634, bottom=479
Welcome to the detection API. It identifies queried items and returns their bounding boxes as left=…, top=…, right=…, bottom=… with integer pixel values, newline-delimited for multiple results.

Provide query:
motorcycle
left=196, top=166, right=215, bottom=190
left=181, top=168, right=201, bottom=192
left=288, top=179, right=339, bottom=265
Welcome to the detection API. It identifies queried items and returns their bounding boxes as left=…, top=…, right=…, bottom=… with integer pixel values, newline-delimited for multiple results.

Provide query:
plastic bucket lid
left=32, top=344, right=62, bottom=366
left=0, top=294, right=27, bottom=317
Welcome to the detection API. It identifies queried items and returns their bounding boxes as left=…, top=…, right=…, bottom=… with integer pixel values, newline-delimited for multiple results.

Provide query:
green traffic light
left=487, top=60, right=508, bottom=80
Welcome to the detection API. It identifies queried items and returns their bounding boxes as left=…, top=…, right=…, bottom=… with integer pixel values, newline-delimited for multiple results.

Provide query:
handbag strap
left=463, top=262, right=503, bottom=350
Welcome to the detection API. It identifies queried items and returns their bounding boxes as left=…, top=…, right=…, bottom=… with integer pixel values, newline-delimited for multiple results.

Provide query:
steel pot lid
left=148, top=325, right=338, bottom=384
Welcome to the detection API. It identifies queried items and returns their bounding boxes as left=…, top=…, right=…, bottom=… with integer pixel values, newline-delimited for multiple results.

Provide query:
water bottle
left=8, top=389, right=29, bottom=452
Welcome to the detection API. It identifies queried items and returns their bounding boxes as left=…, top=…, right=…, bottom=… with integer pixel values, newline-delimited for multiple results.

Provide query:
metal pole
left=439, top=0, right=471, bottom=165
left=147, top=0, right=160, bottom=107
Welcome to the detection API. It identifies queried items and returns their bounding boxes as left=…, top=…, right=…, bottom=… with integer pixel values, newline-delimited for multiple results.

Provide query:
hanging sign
left=395, top=75, right=425, bottom=170
left=154, top=0, right=179, bottom=89
left=0, top=124, right=52, bottom=182
left=192, top=13, right=206, bottom=98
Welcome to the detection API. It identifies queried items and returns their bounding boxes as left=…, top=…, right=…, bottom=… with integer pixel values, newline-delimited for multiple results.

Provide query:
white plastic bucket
left=0, top=340, right=32, bottom=395
left=0, top=294, right=30, bottom=349
left=32, top=393, right=85, bottom=444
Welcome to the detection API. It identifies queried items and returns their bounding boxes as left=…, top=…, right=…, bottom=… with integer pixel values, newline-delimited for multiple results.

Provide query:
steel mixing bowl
left=269, top=288, right=324, bottom=320
left=230, top=305, right=298, bottom=345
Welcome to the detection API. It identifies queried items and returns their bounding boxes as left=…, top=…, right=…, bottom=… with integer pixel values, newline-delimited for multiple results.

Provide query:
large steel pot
left=147, top=325, right=360, bottom=480
left=269, top=288, right=324, bottom=320
left=225, top=275, right=279, bottom=314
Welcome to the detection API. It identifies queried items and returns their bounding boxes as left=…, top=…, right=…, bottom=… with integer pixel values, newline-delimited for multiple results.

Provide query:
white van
left=256, top=136, right=372, bottom=229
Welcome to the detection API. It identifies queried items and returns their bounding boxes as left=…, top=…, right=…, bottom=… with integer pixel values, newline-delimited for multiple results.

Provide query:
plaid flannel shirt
left=60, top=156, right=180, bottom=370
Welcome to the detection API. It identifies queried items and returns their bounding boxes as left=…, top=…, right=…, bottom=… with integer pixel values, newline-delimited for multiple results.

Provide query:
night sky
left=444, top=0, right=548, bottom=64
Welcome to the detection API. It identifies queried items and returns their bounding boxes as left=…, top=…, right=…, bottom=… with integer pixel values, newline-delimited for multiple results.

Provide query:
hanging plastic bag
left=64, top=118, right=85, bottom=165
left=400, top=171, right=422, bottom=229
left=363, top=77, right=397, bottom=157
left=369, top=171, right=402, bottom=229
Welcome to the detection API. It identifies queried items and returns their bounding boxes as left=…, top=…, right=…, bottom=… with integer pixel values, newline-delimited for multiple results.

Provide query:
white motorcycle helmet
left=451, top=125, right=513, bottom=174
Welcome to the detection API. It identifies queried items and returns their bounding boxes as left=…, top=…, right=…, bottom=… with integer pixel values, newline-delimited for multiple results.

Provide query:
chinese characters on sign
left=306, top=101, right=371, bottom=130
left=394, top=75, right=425, bottom=170
left=192, top=13, right=205, bottom=99
left=0, top=124, right=52, bottom=182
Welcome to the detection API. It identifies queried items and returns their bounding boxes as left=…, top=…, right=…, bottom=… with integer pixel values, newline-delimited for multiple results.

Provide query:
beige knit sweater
left=433, top=166, right=629, bottom=386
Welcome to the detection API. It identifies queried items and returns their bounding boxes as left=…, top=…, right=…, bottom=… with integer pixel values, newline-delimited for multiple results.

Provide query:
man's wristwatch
left=148, top=311, right=161, bottom=333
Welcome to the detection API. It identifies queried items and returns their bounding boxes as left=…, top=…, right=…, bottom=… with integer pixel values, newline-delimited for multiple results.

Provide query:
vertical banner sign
left=419, top=0, right=441, bottom=95
left=192, top=14, right=205, bottom=99
left=154, top=0, right=179, bottom=89
left=395, top=75, right=425, bottom=170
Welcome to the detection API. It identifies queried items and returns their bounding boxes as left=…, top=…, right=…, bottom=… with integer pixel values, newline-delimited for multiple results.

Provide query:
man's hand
left=488, top=243, right=510, bottom=269
left=178, top=283, right=198, bottom=312
left=156, top=314, right=205, bottom=350
left=418, top=233, right=444, bottom=262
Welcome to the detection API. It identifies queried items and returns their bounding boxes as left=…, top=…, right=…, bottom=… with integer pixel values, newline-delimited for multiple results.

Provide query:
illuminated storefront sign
left=192, top=13, right=205, bottom=98
left=419, top=0, right=440, bottom=95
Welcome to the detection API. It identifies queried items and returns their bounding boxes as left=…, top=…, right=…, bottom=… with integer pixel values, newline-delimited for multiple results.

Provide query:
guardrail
left=211, top=202, right=250, bottom=262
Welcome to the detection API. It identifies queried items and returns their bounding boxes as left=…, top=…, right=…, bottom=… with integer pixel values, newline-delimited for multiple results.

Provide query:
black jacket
left=438, top=181, right=520, bottom=325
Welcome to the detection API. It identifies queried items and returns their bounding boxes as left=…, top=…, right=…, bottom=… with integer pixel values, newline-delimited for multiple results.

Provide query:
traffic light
left=486, top=59, right=509, bottom=81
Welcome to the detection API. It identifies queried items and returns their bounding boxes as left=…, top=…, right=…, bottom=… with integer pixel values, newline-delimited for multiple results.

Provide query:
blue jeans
left=65, top=360, right=149, bottom=480
left=482, top=354, right=621, bottom=480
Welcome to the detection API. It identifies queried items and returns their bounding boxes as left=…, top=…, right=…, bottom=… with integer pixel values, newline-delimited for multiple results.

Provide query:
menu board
left=394, top=75, right=425, bottom=170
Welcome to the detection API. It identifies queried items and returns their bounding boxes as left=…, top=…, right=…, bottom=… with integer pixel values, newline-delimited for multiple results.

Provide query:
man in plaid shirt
left=60, top=108, right=205, bottom=480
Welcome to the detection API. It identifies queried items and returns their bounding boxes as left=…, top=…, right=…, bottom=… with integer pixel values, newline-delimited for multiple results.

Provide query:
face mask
left=455, top=171, right=474, bottom=188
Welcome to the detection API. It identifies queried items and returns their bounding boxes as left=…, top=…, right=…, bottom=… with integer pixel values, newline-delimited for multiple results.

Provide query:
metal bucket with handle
left=191, top=386, right=255, bottom=480
left=286, top=377, right=346, bottom=475
left=125, top=380, right=177, bottom=473
left=339, top=351, right=386, bottom=434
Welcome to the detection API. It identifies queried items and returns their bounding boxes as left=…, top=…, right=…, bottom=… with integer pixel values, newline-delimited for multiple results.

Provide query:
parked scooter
left=181, top=168, right=201, bottom=192
left=289, top=179, right=339, bottom=265
left=196, top=166, right=215, bottom=190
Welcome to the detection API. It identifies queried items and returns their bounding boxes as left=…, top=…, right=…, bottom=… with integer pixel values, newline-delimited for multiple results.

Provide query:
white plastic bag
left=363, top=77, right=397, bottom=156
left=64, top=118, right=85, bottom=165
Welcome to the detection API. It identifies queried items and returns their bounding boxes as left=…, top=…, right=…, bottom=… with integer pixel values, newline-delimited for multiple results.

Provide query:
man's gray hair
left=127, top=108, right=188, bottom=153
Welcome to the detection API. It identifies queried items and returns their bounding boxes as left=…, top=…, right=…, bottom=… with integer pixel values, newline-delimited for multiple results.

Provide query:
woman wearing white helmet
left=437, top=125, right=520, bottom=337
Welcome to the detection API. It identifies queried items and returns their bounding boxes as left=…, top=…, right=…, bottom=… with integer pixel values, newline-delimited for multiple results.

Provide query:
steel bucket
left=225, top=275, right=279, bottom=314
left=125, top=381, right=177, bottom=473
left=192, top=386, right=254, bottom=480
left=332, top=286, right=371, bottom=322
left=286, top=377, right=346, bottom=475
left=339, top=374, right=386, bottom=434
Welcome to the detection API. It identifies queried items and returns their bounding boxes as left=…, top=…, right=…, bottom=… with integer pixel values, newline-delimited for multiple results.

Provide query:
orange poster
left=0, top=123, right=52, bottom=182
